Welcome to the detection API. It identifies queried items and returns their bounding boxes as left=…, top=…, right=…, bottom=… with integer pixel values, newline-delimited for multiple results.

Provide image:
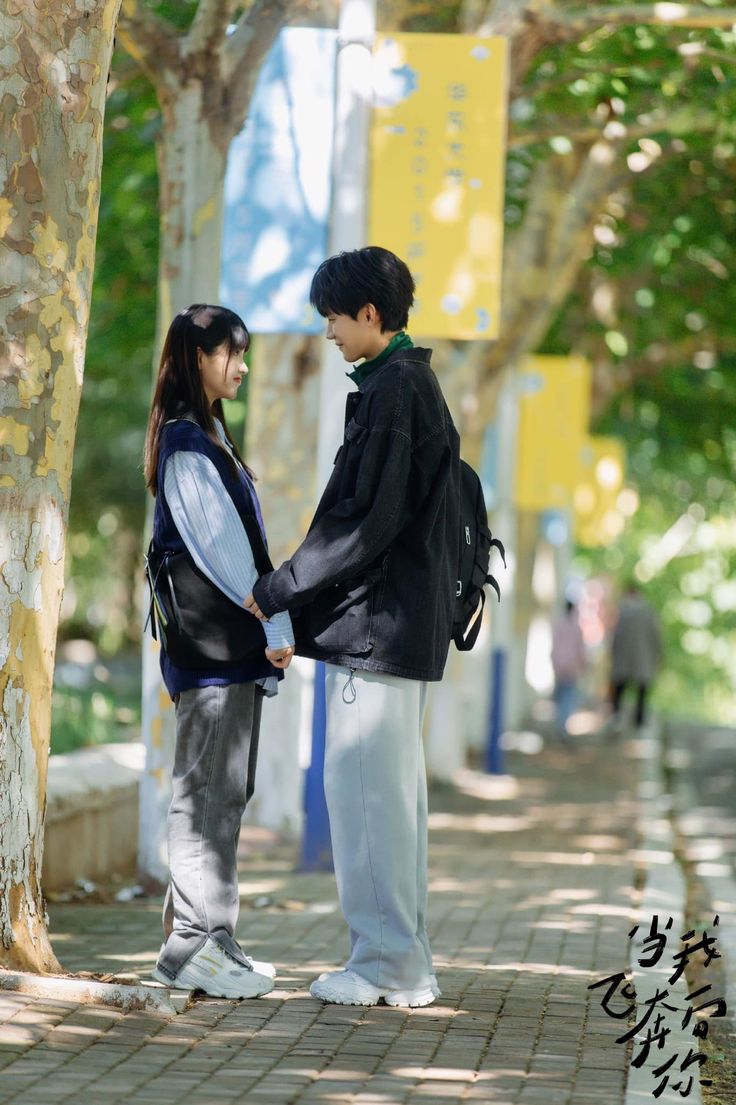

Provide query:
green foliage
left=51, top=683, right=141, bottom=756
left=379, top=0, right=463, bottom=32
left=576, top=514, right=736, bottom=725
left=543, top=130, right=736, bottom=379
left=68, top=56, right=160, bottom=652
left=519, top=19, right=736, bottom=125
left=132, top=0, right=198, bottom=31
left=575, top=365, right=736, bottom=724
left=82, top=63, right=160, bottom=518
left=517, top=14, right=736, bottom=724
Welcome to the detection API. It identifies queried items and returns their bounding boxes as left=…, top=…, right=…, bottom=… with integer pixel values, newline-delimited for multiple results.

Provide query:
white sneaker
left=384, top=980, right=436, bottom=1008
left=152, top=938, right=274, bottom=998
left=333, top=964, right=440, bottom=998
left=247, top=957, right=277, bottom=979
left=310, top=968, right=435, bottom=1008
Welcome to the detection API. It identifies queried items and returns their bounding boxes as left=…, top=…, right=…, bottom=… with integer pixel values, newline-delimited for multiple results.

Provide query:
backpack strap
left=143, top=542, right=160, bottom=641
left=143, top=541, right=172, bottom=643
left=455, top=589, right=485, bottom=652
left=163, top=558, right=183, bottom=630
left=490, top=537, right=507, bottom=567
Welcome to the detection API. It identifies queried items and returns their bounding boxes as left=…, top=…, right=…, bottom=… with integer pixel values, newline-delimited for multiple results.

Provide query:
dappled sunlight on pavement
left=0, top=726, right=644, bottom=1104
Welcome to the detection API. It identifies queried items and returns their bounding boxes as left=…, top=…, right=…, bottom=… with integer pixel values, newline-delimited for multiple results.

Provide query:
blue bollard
left=485, top=647, right=506, bottom=775
left=298, top=661, right=334, bottom=871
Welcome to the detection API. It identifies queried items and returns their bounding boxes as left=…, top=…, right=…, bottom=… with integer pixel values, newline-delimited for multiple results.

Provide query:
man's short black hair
left=310, top=246, right=415, bottom=332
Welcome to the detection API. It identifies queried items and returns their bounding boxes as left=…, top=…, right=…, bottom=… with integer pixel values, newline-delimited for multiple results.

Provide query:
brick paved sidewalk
left=0, top=734, right=641, bottom=1105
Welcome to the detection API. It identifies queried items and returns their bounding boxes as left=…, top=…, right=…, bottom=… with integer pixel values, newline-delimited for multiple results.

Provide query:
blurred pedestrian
left=609, top=582, right=663, bottom=730
left=550, top=600, right=586, bottom=742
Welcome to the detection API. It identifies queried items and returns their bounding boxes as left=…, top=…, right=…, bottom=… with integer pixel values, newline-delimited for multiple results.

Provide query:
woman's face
left=197, top=341, right=247, bottom=405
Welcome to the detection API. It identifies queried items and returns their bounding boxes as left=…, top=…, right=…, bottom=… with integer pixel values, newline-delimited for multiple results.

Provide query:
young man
left=246, top=246, right=461, bottom=1007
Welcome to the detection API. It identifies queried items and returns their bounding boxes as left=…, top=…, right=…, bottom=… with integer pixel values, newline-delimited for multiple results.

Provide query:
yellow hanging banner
left=515, top=355, right=592, bottom=512
left=574, top=437, right=626, bottom=547
left=369, top=33, right=508, bottom=340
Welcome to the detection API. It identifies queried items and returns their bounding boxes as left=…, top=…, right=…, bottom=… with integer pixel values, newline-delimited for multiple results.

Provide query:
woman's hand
left=265, top=646, right=294, bottom=670
left=244, top=592, right=268, bottom=621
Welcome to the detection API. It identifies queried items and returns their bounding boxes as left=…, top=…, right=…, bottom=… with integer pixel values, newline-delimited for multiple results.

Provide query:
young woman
left=143, top=304, right=294, bottom=998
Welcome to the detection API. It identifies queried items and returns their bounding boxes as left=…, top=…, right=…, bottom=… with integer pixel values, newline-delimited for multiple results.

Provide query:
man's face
left=325, top=306, right=383, bottom=363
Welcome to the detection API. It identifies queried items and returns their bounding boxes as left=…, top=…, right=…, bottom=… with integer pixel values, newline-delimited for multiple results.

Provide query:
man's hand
left=265, top=646, right=294, bottom=670
left=244, top=592, right=268, bottom=621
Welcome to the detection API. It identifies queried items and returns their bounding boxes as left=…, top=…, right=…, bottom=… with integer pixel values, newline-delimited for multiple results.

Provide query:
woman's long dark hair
left=144, top=304, right=253, bottom=495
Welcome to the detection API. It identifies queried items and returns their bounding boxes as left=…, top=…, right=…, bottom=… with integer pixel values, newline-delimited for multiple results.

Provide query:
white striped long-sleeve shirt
left=163, top=425, right=294, bottom=693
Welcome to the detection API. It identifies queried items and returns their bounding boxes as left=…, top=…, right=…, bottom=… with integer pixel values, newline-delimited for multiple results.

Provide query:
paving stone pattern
left=0, top=738, right=640, bottom=1104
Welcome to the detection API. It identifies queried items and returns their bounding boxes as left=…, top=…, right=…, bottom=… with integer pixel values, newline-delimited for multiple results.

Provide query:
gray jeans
left=156, top=681, right=262, bottom=980
left=324, top=664, right=433, bottom=991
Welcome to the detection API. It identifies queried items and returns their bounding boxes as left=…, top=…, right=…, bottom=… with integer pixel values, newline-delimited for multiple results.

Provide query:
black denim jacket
left=252, top=346, right=461, bottom=681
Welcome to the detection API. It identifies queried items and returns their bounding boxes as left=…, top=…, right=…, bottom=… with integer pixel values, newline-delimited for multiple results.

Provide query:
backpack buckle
left=456, top=580, right=462, bottom=597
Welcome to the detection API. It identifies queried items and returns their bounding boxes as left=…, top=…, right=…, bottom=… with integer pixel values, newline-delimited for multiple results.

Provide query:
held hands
left=244, top=592, right=268, bottom=621
left=244, top=593, right=293, bottom=669
left=265, top=646, right=294, bottom=670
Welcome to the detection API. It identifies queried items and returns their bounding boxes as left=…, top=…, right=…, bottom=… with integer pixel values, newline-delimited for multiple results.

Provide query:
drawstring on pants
left=342, top=668, right=357, bottom=704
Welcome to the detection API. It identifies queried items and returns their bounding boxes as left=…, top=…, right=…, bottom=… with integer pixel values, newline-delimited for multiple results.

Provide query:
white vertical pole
left=138, top=632, right=173, bottom=885
left=300, top=0, right=376, bottom=869
left=315, top=0, right=376, bottom=488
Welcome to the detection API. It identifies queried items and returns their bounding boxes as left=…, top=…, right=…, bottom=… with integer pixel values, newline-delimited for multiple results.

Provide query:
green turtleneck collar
left=347, top=331, right=414, bottom=387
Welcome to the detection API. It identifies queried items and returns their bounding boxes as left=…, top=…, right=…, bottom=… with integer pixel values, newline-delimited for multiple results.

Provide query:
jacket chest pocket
left=333, top=418, right=368, bottom=466
left=345, top=418, right=368, bottom=447
left=334, top=418, right=369, bottom=474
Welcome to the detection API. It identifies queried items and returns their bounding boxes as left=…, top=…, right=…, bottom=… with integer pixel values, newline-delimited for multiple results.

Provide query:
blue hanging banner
left=220, top=28, right=337, bottom=333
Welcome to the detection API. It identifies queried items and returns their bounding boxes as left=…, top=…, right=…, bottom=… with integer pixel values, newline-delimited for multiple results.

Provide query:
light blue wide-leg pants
left=323, top=664, right=433, bottom=991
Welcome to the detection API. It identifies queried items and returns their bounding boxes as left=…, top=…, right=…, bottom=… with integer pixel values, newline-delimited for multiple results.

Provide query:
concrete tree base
left=0, top=967, right=191, bottom=1014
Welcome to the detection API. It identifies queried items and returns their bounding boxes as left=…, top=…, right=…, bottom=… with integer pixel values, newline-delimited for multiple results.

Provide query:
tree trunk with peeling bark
left=0, top=0, right=121, bottom=973
left=247, top=336, right=321, bottom=566
left=155, top=90, right=227, bottom=351
left=238, top=335, right=322, bottom=835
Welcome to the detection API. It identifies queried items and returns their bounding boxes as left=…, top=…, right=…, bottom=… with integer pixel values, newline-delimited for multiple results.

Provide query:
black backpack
left=143, top=514, right=272, bottom=669
left=453, top=460, right=506, bottom=652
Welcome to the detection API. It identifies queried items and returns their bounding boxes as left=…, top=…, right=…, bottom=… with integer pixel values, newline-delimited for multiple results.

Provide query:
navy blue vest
left=154, top=417, right=278, bottom=699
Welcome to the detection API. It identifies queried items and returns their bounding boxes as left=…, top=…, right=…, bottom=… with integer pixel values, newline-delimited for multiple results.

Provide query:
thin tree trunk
left=239, top=334, right=322, bottom=834
left=155, top=89, right=227, bottom=342
left=139, top=92, right=229, bottom=887
left=0, top=0, right=121, bottom=973
left=248, top=335, right=321, bottom=564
